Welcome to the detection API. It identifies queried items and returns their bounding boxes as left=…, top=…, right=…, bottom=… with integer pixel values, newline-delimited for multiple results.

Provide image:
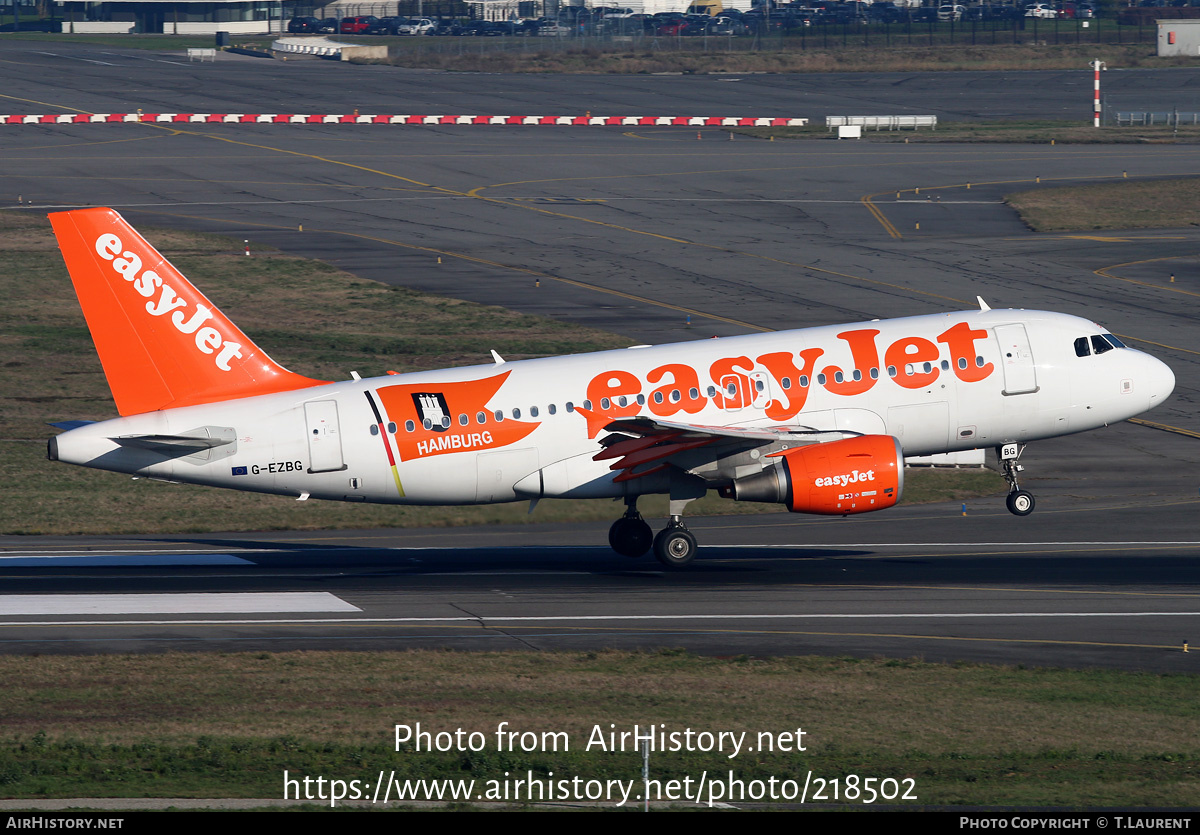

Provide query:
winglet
left=977, top=296, right=991, bottom=312
left=50, top=208, right=327, bottom=416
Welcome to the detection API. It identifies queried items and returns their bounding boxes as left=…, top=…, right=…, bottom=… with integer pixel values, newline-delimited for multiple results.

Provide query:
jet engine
left=719, top=435, right=904, bottom=515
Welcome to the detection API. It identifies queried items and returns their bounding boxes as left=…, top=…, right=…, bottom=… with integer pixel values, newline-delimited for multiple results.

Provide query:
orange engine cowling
left=719, top=435, right=904, bottom=515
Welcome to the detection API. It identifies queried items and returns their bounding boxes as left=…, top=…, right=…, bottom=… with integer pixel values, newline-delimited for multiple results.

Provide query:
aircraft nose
left=1144, top=354, right=1175, bottom=410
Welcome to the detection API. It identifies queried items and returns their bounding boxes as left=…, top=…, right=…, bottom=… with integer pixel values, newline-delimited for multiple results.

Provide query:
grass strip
left=739, top=121, right=1200, bottom=144
left=1, top=651, right=1196, bottom=806
left=1006, top=177, right=1200, bottom=232
left=2, top=34, right=1190, bottom=76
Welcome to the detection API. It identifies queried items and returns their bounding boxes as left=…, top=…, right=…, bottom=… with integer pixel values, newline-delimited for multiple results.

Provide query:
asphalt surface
left=1, top=41, right=1199, bottom=669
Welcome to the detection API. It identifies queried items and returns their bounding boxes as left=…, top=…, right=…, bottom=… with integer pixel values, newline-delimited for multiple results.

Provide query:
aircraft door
left=719, top=373, right=771, bottom=410
left=993, top=324, right=1039, bottom=395
left=304, top=400, right=346, bottom=473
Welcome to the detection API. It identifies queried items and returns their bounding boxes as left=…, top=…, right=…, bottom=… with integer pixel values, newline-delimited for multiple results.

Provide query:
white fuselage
left=51, top=308, right=1175, bottom=507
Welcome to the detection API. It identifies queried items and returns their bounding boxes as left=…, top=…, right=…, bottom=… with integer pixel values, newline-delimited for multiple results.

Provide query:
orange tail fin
left=50, top=208, right=326, bottom=416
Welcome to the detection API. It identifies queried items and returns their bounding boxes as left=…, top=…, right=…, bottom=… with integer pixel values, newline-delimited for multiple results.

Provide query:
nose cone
left=1144, top=354, right=1175, bottom=412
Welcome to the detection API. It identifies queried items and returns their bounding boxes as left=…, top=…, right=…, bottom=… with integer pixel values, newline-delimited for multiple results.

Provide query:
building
left=55, top=0, right=291, bottom=34
left=1157, top=18, right=1200, bottom=56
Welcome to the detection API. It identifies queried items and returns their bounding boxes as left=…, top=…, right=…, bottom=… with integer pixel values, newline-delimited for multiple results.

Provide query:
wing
left=594, top=416, right=847, bottom=483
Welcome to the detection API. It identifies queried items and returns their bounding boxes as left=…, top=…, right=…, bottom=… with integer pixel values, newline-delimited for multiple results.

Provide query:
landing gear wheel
left=653, top=527, right=698, bottom=569
left=1006, top=490, right=1035, bottom=517
left=609, top=516, right=653, bottom=558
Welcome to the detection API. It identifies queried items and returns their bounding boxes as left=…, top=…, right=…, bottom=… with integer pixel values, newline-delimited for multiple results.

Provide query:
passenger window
left=512, top=408, right=521, bottom=419
left=530, top=406, right=539, bottom=418
left=1075, top=337, right=1091, bottom=357
left=458, top=414, right=468, bottom=426
left=548, top=404, right=557, bottom=415
left=870, top=368, right=879, bottom=380
left=370, top=424, right=379, bottom=436
left=476, top=411, right=486, bottom=424
left=781, top=377, right=792, bottom=390
left=405, top=420, right=415, bottom=432
left=494, top=410, right=504, bottom=422
left=799, top=376, right=809, bottom=387
left=654, top=391, right=664, bottom=404
left=388, top=422, right=397, bottom=434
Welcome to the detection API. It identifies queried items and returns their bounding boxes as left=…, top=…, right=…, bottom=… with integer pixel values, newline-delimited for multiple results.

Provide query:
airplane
left=46, top=208, right=1176, bottom=568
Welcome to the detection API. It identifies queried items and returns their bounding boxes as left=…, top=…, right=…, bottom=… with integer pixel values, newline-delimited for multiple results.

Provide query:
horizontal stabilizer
left=111, top=425, right=237, bottom=458
left=49, top=420, right=97, bottom=432
left=112, top=434, right=233, bottom=452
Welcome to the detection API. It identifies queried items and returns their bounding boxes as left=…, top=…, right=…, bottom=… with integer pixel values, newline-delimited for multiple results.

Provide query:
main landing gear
left=998, top=442, right=1035, bottom=517
left=608, top=498, right=653, bottom=559
left=608, top=489, right=702, bottom=569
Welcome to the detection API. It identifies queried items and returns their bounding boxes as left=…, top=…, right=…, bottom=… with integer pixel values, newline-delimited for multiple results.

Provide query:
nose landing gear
left=998, top=442, right=1035, bottom=517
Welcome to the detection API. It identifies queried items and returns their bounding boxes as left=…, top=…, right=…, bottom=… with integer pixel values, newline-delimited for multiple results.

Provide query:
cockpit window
left=1103, top=333, right=1126, bottom=349
left=1074, top=337, right=1090, bottom=357
left=1091, top=334, right=1115, bottom=355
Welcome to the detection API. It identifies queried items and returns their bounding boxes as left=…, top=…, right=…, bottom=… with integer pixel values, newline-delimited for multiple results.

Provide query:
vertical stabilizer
left=51, top=208, right=326, bottom=416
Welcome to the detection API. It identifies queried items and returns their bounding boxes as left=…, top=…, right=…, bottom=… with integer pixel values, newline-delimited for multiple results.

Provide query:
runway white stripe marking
left=0, top=549, right=275, bottom=556
left=0, top=554, right=253, bottom=566
left=0, top=593, right=361, bottom=615
left=3, top=611, right=1195, bottom=626
left=4, top=198, right=1004, bottom=210
left=33, top=51, right=114, bottom=65
left=722, top=541, right=1200, bottom=548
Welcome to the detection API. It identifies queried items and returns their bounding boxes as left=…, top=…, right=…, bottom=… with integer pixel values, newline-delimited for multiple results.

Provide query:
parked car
left=535, top=20, right=573, bottom=36
left=286, top=16, right=322, bottom=33
left=867, top=2, right=906, bottom=22
left=1024, top=3, right=1057, bottom=17
left=395, top=18, right=435, bottom=35
left=339, top=16, right=379, bottom=34
left=937, top=4, right=966, bottom=20
left=368, top=16, right=405, bottom=34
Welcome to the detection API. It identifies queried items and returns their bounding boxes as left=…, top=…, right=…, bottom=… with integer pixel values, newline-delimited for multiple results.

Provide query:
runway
left=2, top=41, right=1199, bottom=668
